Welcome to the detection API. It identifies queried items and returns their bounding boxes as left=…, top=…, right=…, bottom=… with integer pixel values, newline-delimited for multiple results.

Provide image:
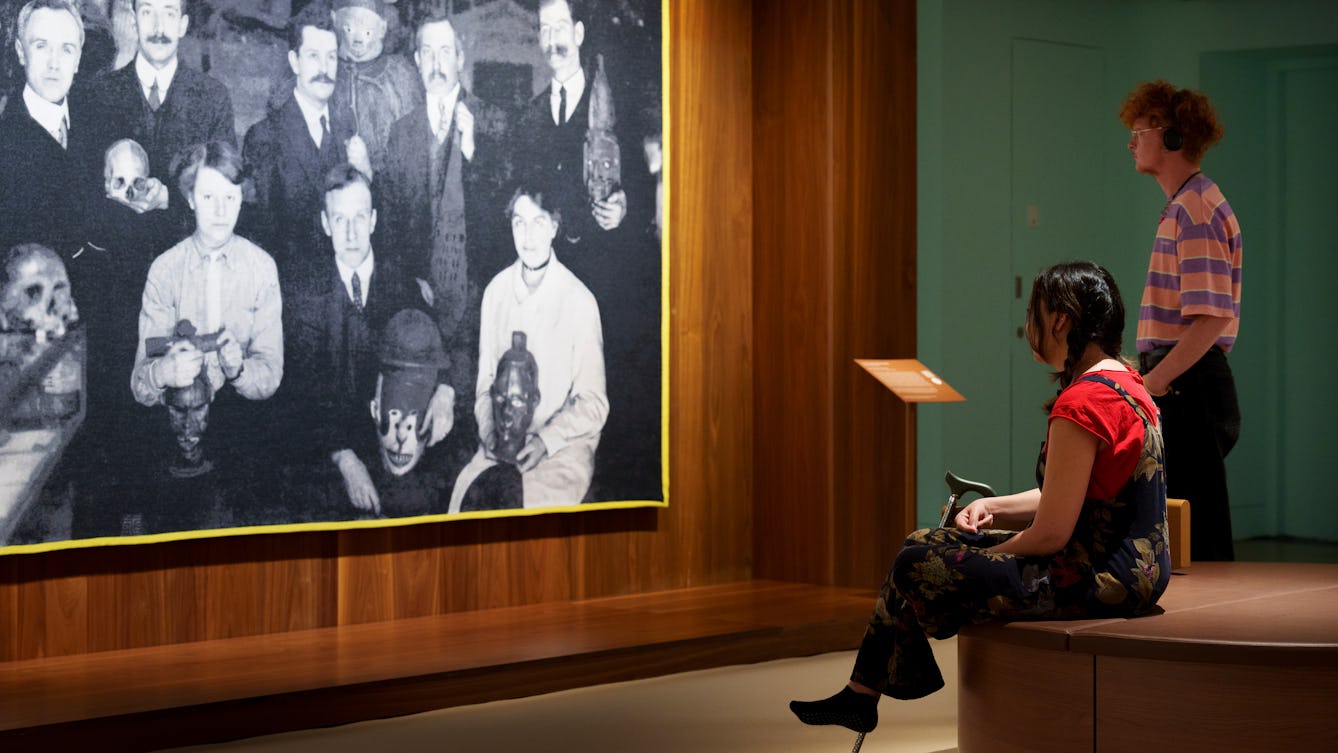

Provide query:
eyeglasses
left=1129, top=126, right=1164, bottom=141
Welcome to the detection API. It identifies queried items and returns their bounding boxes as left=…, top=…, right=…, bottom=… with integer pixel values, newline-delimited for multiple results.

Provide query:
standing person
left=94, top=0, right=236, bottom=191
left=0, top=0, right=102, bottom=256
left=448, top=185, right=607, bottom=512
left=383, top=11, right=510, bottom=426
left=1120, top=80, right=1243, bottom=562
left=790, top=262, right=1170, bottom=738
left=244, top=5, right=365, bottom=282
left=514, top=0, right=628, bottom=264
left=328, top=0, right=420, bottom=179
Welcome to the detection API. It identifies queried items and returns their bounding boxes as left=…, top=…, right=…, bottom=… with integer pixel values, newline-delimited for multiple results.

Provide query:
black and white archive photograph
left=0, top=0, right=666, bottom=553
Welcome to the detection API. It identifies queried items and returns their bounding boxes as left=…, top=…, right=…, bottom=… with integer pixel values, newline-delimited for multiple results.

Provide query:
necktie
left=437, top=99, right=450, bottom=144
left=319, top=114, right=329, bottom=149
left=558, top=85, right=567, bottom=125
left=57, top=115, right=68, bottom=149
left=351, top=271, right=364, bottom=311
left=148, top=80, right=161, bottom=111
left=205, top=251, right=222, bottom=333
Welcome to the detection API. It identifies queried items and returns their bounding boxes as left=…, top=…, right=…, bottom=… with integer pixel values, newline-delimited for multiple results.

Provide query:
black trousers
left=1144, top=347, right=1241, bottom=561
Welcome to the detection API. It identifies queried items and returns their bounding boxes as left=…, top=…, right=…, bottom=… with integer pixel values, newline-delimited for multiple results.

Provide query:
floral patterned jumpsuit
left=851, top=373, right=1171, bottom=699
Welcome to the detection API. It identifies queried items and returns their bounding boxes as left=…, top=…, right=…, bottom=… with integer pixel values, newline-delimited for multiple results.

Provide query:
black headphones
left=1163, top=91, right=1185, bottom=152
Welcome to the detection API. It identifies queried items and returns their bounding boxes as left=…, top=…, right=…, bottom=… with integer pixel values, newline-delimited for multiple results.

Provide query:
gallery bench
left=956, top=561, right=1338, bottom=753
left=0, top=579, right=874, bottom=752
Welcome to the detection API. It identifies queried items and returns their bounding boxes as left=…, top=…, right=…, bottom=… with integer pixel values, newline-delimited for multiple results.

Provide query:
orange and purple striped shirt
left=1136, top=173, right=1242, bottom=353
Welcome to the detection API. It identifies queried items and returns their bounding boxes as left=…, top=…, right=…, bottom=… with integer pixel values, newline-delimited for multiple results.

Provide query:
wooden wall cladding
left=0, top=0, right=756, bottom=662
left=752, top=0, right=917, bottom=587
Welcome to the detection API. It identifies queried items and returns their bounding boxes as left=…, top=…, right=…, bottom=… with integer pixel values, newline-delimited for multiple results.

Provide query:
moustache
left=310, top=74, right=336, bottom=85
left=428, top=72, right=449, bottom=83
left=542, top=43, right=570, bottom=59
left=147, top=34, right=172, bottom=44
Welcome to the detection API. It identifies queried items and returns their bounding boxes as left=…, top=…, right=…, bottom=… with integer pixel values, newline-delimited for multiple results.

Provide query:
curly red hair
left=1119, top=80, right=1224, bottom=163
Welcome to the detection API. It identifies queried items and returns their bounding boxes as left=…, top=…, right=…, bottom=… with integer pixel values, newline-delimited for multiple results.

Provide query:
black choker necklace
left=1163, top=170, right=1202, bottom=215
left=523, top=257, right=551, bottom=273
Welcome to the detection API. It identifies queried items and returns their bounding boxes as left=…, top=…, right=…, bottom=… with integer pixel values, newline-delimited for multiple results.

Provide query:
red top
left=1047, top=367, right=1159, bottom=501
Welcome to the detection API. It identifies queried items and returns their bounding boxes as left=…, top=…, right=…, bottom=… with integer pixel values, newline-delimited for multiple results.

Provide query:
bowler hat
left=333, top=0, right=388, bottom=18
left=380, top=309, right=450, bottom=371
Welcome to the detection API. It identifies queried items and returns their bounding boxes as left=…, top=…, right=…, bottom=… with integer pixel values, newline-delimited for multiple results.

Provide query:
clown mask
left=370, top=368, right=435, bottom=476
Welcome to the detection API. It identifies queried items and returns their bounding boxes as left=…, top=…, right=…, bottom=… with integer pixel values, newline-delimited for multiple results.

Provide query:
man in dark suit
left=282, top=164, right=458, bottom=516
left=382, top=12, right=509, bottom=417
left=513, top=0, right=633, bottom=269
left=94, top=0, right=236, bottom=196
left=511, top=0, right=663, bottom=503
left=0, top=0, right=101, bottom=256
left=243, top=6, right=366, bottom=282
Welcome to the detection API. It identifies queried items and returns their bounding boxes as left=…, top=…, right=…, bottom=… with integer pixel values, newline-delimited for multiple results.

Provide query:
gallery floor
left=156, top=534, right=1338, bottom=753
left=162, top=643, right=960, bottom=753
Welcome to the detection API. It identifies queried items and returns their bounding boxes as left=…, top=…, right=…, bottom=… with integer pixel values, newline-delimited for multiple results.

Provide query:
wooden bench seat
left=957, top=562, right=1338, bottom=753
left=0, top=579, right=875, bottom=752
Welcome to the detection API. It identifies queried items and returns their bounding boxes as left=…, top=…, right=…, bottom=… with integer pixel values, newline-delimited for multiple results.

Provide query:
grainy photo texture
left=0, top=0, right=665, bottom=553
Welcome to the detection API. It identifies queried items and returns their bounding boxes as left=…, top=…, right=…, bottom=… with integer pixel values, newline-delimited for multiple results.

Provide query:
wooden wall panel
left=751, top=0, right=839, bottom=586
left=0, top=0, right=757, bottom=663
left=752, top=0, right=917, bottom=587
left=834, top=0, right=918, bottom=586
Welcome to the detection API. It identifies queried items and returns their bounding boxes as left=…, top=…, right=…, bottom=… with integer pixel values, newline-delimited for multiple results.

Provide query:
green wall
left=915, top=0, right=1338, bottom=536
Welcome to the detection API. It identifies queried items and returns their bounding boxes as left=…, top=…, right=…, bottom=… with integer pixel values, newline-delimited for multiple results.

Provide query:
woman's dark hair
left=1026, top=260, right=1125, bottom=393
left=505, top=184, right=562, bottom=229
left=176, top=140, right=247, bottom=202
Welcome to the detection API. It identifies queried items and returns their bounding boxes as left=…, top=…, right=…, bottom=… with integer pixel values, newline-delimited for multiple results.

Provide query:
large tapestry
left=0, top=0, right=666, bottom=555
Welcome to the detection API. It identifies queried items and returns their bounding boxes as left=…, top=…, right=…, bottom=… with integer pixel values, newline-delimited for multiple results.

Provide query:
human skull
left=0, top=244, right=78, bottom=342
left=104, top=139, right=150, bottom=203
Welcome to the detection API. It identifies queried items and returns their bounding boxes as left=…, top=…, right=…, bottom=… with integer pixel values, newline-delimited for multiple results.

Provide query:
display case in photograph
left=0, top=327, right=85, bottom=545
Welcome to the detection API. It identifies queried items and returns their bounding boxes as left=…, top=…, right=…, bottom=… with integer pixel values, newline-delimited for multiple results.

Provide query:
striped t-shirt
left=1136, top=173, right=1243, bottom=353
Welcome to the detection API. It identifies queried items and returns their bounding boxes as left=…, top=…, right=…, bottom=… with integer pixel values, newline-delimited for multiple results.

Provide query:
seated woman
left=791, top=260, right=1170, bottom=736
left=447, top=184, right=608, bottom=512
left=130, top=140, right=283, bottom=494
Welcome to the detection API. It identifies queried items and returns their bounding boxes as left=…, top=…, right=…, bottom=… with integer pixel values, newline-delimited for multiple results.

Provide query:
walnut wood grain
left=0, top=580, right=873, bottom=751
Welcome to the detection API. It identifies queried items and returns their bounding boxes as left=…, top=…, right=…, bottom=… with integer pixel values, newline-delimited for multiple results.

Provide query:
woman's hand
left=156, top=340, right=203, bottom=388
left=516, top=435, right=549, bottom=472
left=955, top=499, right=995, bottom=533
left=425, top=384, right=455, bottom=446
left=216, top=329, right=244, bottom=381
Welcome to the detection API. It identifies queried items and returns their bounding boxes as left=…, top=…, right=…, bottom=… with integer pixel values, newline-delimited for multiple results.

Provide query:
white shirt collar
left=550, top=66, right=585, bottom=125
left=336, top=250, right=375, bottom=305
left=427, top=84, right=461, bottom=137
left=135, top=53, right=179, bottom=103
left=188, top=235, right=235, bottom=270
left=292, top=88, right=331, bottom=148
left=22, top=85, right=69, bottom=146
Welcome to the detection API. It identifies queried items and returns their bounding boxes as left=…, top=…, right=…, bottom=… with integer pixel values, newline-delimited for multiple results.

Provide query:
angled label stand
left=855, top=358, right=964, bottom=535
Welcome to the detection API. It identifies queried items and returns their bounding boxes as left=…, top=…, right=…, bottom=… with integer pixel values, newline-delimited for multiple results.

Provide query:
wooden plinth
left=0, top=580, right=874, bottom=752
left=957, top=562, right=1338, bottom=753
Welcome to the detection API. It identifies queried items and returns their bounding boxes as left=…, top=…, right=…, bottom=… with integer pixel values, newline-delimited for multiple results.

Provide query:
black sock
left=789, top=686, right=879, bottom=733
